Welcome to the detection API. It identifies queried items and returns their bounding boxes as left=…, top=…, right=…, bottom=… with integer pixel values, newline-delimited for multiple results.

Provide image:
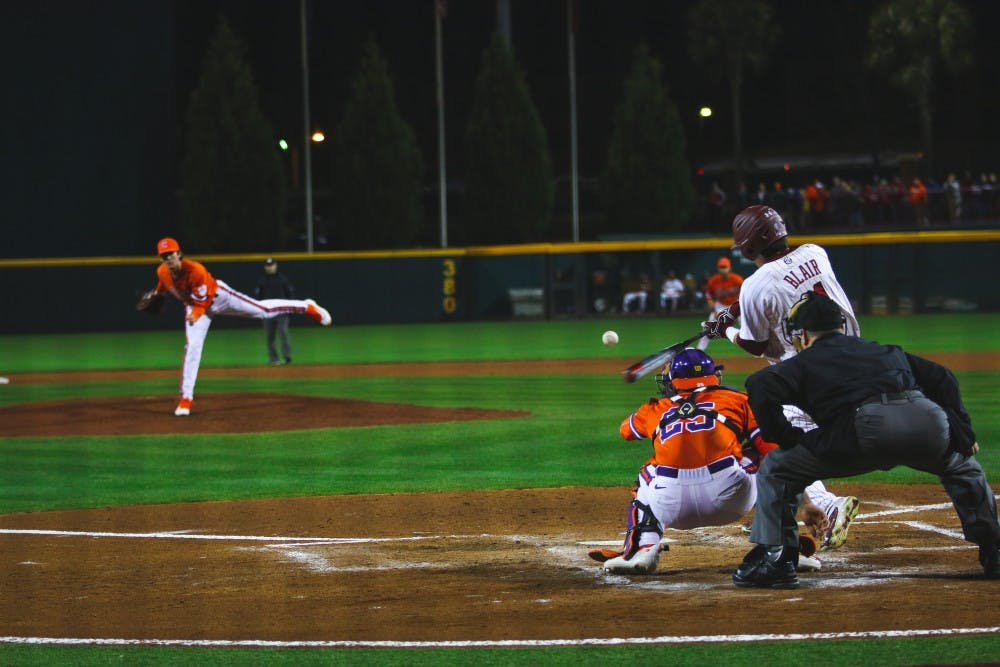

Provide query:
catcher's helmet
left=656, top=348, right=722, bottom=394
left=731, top=205, right=787, bottom=260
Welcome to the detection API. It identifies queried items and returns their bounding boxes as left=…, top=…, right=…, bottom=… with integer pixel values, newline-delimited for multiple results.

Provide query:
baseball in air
left=602, top=330, right=619, bottom=346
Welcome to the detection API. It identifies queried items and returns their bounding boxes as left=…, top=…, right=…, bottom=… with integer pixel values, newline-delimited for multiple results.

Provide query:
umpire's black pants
left=750, top=392, right=1000, bottom=552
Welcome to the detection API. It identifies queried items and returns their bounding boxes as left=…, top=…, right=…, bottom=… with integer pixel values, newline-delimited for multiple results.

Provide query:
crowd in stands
left=698, top=170, right=1000, bottom=233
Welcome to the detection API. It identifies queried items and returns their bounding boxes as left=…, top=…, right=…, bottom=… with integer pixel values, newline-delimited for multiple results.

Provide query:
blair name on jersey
left=782, top=258, right=822, bottom=289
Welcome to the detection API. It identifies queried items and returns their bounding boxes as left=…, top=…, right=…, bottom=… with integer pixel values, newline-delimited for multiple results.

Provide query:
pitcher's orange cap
left=717, top=256, right=731, bottom=268
left=156, top=237, right=180, bottom=255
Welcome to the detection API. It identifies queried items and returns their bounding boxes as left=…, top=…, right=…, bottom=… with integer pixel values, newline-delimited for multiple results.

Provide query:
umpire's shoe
left=980, top=544, right=1000, bottom=579
left=733, top=545, right=799, bottom=589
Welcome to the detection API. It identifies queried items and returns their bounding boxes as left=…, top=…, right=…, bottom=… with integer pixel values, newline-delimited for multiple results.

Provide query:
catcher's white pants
left=633, top=456, right=756, bottom=550
left=179, top=281, right=313, bottom=400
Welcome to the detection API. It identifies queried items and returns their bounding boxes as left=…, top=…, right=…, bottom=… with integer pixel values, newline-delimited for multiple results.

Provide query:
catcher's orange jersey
left=156, top=259, right=218, bottom=320
left=619, top=386, right=775, bottom=468
left=705, top=272, right=743, bottom=306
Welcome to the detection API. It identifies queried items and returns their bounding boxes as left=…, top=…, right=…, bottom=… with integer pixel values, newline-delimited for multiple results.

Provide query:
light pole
left=300, top=0, right=314, bottom=253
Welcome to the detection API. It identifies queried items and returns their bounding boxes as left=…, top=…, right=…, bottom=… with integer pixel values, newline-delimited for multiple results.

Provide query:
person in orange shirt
left=909, top=177, right=929, bottom=226
left=149, top=237, right=332, bottom=416
left=589, top=349, right=828, bottom=575
left=696, top=256, right=743, bottom=351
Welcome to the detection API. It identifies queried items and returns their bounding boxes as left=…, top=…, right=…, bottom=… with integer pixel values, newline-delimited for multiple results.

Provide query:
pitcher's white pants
left=180, top=281, right=313, bottom=400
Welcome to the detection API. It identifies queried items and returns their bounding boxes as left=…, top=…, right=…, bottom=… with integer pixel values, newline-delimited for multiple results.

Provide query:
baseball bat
left=621, top=328, right=709, bottom=384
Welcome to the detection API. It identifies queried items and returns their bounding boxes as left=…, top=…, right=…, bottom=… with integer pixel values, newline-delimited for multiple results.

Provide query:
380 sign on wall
left=442, top=258, right=457, bottom=315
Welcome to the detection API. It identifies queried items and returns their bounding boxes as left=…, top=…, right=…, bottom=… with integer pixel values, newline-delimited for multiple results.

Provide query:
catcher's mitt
left=798, top=500, right=829, bottom=543
left=136, top=290, right=165, bottom=315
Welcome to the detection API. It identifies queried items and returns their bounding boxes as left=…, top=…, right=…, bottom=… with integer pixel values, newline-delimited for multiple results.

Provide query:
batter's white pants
left=633, top=456, right=757, bottom=550
left=179, top=281, right=315, bottom=400
left=784, top=403, right=839, bottom=514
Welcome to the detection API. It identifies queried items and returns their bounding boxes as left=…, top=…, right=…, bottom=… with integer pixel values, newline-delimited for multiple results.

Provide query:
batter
left=703, top=205, right=862, bottom=548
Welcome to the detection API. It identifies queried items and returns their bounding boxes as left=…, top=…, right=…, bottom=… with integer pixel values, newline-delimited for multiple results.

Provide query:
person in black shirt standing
left=733, top=291, right=1000, bottom=588
left=255, top=258, right=296, bottom=365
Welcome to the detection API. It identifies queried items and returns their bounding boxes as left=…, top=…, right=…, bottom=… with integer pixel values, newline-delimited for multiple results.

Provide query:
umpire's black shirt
left=745, top=333, right=974, bottom=460
left=254, top=272, right=295, bottom=300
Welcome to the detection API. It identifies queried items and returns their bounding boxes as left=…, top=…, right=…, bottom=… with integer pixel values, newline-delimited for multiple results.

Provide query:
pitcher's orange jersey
left=705, top=272, right=743, bottom=307
left=619, top=386, right=775, bottom=468
left=156, top=259, right=218, bottom=320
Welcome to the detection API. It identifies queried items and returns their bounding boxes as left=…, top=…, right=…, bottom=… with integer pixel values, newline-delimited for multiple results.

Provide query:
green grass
left=2, top=313, right=998, bottom=664
left=2, top=312, right=997, bottom=372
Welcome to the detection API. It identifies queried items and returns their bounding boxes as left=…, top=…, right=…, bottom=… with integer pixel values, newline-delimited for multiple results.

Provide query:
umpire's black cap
left=788, top=292, right=845, bottom=331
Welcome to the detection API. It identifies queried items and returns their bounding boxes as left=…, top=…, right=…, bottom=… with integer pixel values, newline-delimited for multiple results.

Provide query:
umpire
left=733, top=291, right=1000, bottom=588
left=254, top=258, right=296, bottom=365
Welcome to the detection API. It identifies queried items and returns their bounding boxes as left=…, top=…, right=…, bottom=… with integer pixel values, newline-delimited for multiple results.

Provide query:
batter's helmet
left=731, top=205, right=787, bottom=260
left=656, top=348, right=723, bottom=394
left=156, top=237, right=181, bottom=255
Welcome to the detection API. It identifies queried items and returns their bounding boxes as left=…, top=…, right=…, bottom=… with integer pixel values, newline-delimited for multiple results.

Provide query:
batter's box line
left=858, top=495, right=999, bottom=519
left=0, top=528, right=487, bottom=545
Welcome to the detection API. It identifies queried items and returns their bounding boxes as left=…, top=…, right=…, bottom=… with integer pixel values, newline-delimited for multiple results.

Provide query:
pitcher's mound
left=0, top=393, right=529, bottom=437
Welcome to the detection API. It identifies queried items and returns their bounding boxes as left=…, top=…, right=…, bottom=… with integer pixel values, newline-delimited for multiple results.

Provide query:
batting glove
left=703, top=303, right=739, bottom=339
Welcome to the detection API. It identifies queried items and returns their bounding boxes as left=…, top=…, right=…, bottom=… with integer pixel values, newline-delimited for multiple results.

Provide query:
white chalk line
left=0, top=528, right=480, bottom=545
left=1, top=627, right=997, bottom=649
left=0, top=503, right=988, bottom=604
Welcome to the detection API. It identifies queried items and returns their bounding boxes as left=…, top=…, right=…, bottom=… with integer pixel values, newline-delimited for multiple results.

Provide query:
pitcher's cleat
left=305, top=299, right=332, bottom=326
left=175, top=397, right=192, bottom=416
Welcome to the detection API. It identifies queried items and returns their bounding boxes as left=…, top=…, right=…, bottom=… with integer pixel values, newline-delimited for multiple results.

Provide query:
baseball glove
left=798, top=533, right=819, bottom=558
left=136, top=289, right=165, bottom=315
left=798, top=500, right=829, bottom=543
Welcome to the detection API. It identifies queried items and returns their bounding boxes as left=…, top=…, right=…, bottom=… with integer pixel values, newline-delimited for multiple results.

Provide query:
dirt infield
left=1, top=354, right=998, bottom=643
left=2, top=485, right=998, bottom=641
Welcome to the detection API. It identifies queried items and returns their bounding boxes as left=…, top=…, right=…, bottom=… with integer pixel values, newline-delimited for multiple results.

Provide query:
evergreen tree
left=179, top=16, right=285, bottom=252
left=601, top=44, right=694, bottom=235
left=867, top=0, right=973, bottom=179
left=687, top=0, right=778, bottom=186
left=330, top=36, right=424, bottom=250
left=464, top=32, right=553, bottom=245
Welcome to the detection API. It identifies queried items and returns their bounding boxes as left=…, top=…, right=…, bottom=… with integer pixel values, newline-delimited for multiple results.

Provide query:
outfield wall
left=1, top=230, right=997, bottom=334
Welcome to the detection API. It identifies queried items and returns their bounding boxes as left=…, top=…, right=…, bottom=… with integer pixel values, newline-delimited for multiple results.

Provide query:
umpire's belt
left=860, top=390, right=924, bottom=406
left=655, top=456, right=735, bottom=479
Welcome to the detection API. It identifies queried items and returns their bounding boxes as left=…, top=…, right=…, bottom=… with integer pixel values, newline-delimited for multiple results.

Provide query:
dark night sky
left=4, top=1, right=1000, bottom=257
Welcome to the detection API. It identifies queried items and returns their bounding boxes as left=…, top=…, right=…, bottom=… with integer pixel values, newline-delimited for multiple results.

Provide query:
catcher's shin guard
left=621, top=500, right=663, bottom=558
left=589, top=499, right=664, bottom=563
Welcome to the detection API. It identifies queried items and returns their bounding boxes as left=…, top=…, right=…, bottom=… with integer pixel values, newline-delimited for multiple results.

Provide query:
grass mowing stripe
left=1, top=314, right=998, bottom=372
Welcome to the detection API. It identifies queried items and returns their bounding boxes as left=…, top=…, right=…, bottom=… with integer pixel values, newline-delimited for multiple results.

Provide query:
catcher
left=591, top=348, right=824, bottom=575
left=140, top=237, right=332, bottom=416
